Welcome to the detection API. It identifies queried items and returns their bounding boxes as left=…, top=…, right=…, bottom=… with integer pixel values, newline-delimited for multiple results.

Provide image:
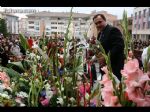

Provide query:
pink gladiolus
left=139, top=74, right=150, bottom=85
left=121, top=59, right=150, bottom=106
left=100, top=66, right=121, bottom=107
left=121, top=59, right=142, bottom=80
left=101, top=66, right=109, bottom=75
left=100, top=74, right=110, bottom=84
left=41, top=98, right=49, bottom=106
left=79, top=83, right=90, bottom=96
left=0, top=72, right=10, bottom=88
left=124, top=59, right=139, bottom=73
left=144, top=81, right=150, bottom=91
left=110, top=96, right=121, bottom=106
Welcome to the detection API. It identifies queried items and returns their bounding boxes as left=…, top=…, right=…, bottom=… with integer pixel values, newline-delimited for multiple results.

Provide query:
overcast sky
left=0, top=7, right=134, bottom=19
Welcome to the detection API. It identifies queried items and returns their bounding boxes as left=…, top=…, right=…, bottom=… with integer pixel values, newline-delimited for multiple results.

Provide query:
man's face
left=93, top=16, right=106, bottom=31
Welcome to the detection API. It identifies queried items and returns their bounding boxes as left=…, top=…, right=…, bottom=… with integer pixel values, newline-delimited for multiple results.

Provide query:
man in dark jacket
left=93, top=14, right=125, bottom=81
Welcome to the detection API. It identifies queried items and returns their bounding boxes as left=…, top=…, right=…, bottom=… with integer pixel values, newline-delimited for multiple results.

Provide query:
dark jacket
left=98, top=24, right=125, bottom=80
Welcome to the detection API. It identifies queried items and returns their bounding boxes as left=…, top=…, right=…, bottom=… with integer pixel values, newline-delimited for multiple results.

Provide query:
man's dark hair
left=93, top=14, right=106, bottom=21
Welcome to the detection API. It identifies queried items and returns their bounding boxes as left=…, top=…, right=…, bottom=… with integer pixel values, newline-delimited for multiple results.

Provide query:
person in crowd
left=93, top=14, right=125, bottom=81
left=10, top=42, right=22, bottom=57
left=27, top=37, right=33, bottom=49
left=141, top=45, right=150, bottom=71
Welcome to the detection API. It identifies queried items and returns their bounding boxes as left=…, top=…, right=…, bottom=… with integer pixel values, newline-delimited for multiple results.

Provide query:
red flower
left=124, top=91, right=129, bottom=101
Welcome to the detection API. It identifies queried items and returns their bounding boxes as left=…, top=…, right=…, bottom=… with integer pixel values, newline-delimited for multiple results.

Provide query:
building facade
left=2, top=13, right=19, bottom=34
left=26, top=11, right=90, bottom=37
left=132, top=7, right=150, bottom=41
left=19, top=18, right=28, bottom=35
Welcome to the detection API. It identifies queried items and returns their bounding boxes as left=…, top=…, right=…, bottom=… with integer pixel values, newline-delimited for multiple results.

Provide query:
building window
left=143, top=9, right=146, bottom=17
left=149, top=8, right=150, bottom=16
left=35, top=27, right=39, bottom=30
left=51, top=27, right=57, bottom=29
left=138, top=24, right=140, bottom=30
left=46, top=32, right=50, bottom=35
left=135, top=12, right=137, bottom=20
left=35, top=21, right=39, bottom=25
left=139, top=11, right=141, bottom=19
left=29, top=26, right=34, bottom=29
left=134, top=24, right=136, bottom=29
left=51, top=22, right=57, bottom=24
left=35, top=32, right=39, bottom=35
left=143, top=22, right=145, bottom=29
left=81, top=23, right=86, bottom=25
left=148, top=21, right=150, bottom=29
left=46, top=28, right=50, bottom=31
left=28, top=21, right=34, bottom=24
left=58, top=22, right=64, bottom=25
left=51, top=32, right=57, bottom=34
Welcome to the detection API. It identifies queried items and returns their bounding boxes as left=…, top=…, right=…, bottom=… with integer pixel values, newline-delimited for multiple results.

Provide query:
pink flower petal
left=41, top=98, right=49, bottom=106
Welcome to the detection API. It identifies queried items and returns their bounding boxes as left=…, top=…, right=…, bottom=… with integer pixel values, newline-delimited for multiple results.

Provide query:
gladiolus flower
left=41, top=98, right=49, bottom=106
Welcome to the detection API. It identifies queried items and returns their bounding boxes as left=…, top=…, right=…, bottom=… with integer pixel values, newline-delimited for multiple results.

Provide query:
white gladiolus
left=20, top=103, right=26, bottom=107
left=68, top=22, right=74, bottom=41
left=44, top=83, right=51, bottom=90
left=63, top=96, right=66, bottom=99
left=45, top=91, right=53, bottom=100
left=85, top=93, right=89, bottom=100
left=36, top=55, right=41, bottom=60
left=70, top=97, right=75, bottom=102
left=29, top=53, right=36, bottom=59
left=61, top=87, right=64, bottom=91
left=57, top=97, right=64, bottom=105
left=65, top=77, right=72, bottom=83
left=0, top=93, right=10, bottom=99
left=17, top=91, right=28, bottom=98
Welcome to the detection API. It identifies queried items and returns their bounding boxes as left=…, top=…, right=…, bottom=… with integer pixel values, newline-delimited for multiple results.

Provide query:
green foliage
left=120, top=10, right=132, bottom=60
left=0, top=18, right=8, bottom=37
left=19, top=33, right=29, bottom=51
left=7, top=61, right=25, bottom=72
left=143, top=46, right=150, bottom=72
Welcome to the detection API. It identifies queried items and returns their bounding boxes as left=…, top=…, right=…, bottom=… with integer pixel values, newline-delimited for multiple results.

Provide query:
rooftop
left=26, top=11, right=90, bottom=18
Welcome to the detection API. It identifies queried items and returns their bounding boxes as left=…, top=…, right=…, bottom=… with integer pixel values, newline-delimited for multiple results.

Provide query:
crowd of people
left=0, top=35, right=26, bottom=66
left=133, top=38, right=150, bottom=50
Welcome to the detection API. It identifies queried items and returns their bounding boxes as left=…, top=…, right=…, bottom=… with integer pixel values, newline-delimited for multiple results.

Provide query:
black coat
left=98, top=24, right=125, bottom=80
left=0, top=52, right=9, bottom=67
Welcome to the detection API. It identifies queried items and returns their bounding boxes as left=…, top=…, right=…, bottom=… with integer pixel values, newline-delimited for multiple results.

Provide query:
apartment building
left=132, top=7, right=150, bottom=41
left=26, top=11, right=90, bottom=37
left=19, top=18, right=28, bottom=35
left=2, top=13, right=19, bottom=34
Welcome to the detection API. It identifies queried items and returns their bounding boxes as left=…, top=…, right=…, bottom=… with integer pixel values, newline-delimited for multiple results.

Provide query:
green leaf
left=7, top=61, right=25, bottom=72
left=19, top=33, right=29, bottom=51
